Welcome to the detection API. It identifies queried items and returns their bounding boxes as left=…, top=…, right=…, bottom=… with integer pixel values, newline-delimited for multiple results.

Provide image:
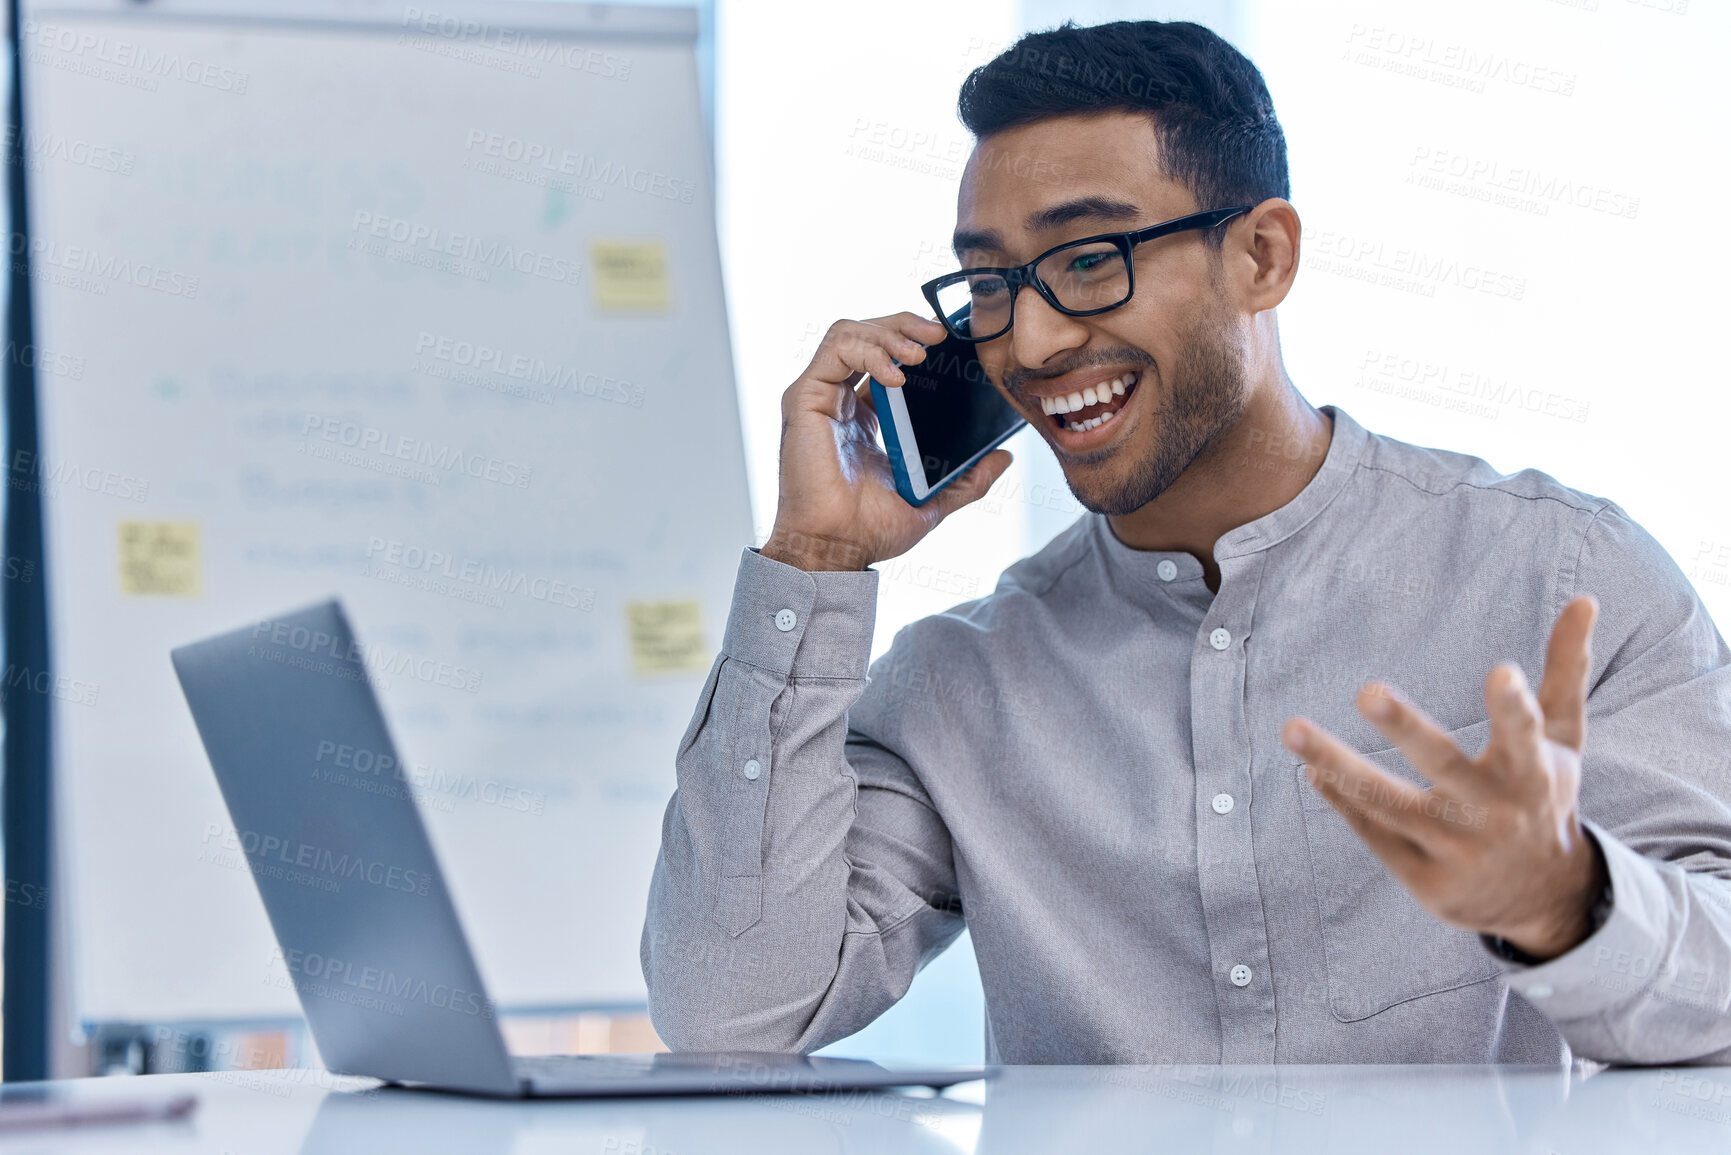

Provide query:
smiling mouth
left=1037, top=371, right=1139, bottom=433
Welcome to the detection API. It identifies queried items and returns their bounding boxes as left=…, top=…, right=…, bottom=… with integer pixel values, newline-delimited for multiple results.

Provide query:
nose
left=1008, top=282, right=1090, bottom=375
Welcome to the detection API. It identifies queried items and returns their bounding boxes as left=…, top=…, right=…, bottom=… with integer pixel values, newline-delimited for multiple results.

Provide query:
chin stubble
left=1070, top=319, right=1248, bottom=517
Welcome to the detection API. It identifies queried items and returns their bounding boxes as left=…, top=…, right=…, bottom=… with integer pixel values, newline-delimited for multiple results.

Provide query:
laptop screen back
left=172, top=600, right=517, bottom=1094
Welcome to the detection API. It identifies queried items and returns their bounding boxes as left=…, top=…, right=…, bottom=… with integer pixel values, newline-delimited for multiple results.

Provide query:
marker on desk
left=0, top=1091, right=197, bottom=1132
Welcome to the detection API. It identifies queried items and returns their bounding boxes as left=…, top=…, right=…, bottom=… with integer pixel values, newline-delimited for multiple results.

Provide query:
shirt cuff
left=719, top=547, right=878, bottom=679
left=1483, top=820, right=1671, bottom=1020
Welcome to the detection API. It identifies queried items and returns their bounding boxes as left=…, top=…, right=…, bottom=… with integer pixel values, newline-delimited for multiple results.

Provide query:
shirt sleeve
left=1486, top=502, right=1731, bottom=1064
left=640, top=547, right=965, bottom=1053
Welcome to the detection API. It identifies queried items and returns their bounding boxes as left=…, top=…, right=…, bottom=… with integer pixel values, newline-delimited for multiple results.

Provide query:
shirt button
left=743, top=759, right=762, bottom=781
left=1211, top=793, right=1235, bottom=815
left=774, top=608, right=797, bottom=632
left=1209, top=627, right=1232, bottom=651
left=1229, top=964, right=1253, bottom=987
left=1156, top=559, right=1178, bottom=582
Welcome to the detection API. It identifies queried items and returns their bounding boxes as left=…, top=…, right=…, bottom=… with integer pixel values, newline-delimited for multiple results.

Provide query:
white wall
left=1244, top=0, right=1727, bottom=621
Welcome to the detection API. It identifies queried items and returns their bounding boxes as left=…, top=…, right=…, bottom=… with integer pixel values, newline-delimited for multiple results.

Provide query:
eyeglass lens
left=933, top=239, right=1131, bottom=338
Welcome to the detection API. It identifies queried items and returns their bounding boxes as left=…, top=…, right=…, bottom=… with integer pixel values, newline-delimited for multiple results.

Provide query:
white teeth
left=1047, top=373, right=1137, bottom=427
left=1064, top=406, right=1123, bottom=434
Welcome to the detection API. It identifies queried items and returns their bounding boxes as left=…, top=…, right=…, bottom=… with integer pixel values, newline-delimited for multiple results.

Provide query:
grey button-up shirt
left=642, top=406, right=1731, bottom=1064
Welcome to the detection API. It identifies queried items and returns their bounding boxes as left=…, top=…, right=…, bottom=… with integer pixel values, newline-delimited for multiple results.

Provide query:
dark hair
left=956, top=21, right=1289, bottom=221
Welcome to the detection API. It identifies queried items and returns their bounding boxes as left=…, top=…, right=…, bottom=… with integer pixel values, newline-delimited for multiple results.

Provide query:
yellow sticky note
left=591, top=240, right=670, bottom=311
left=626, top=600, right=709, bottom=674
left=118, top=522, right=201, bottom=597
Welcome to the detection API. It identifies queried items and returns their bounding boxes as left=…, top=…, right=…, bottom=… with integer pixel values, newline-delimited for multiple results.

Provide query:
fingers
left=1355, top=683, right=1478, bottom=795
left=925, top=449, right=1013, bottom=519
left=1284, top=719, right=1435, bottom=843
left=1324, top=780, right=1432, bottom=884
left=1283, top=718, right=1431, bottom=872
left=1537, top=595, right=1597, bottom=751
left=807, top=314, right=942, bottom=387
left=787, top=314, right=942, bottom=423
left=1486, top=664, right=1545, bottom=779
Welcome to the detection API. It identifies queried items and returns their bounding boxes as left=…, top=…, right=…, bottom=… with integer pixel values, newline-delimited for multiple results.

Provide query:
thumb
left=925, top=449, right=1013, bottom=519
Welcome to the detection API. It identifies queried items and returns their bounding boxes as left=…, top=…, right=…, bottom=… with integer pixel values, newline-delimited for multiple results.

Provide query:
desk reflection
left=295, top=1063, right=1731, bottom=1155
left=298, top=1082, right=982, bottom=1155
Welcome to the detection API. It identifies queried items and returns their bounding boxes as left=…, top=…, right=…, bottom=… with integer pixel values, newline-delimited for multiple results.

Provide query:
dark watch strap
left=1485, top=878, right=1615, bottom=967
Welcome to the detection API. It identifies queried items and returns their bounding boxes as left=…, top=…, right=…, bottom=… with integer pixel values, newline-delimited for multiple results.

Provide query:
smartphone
left=869, top=309, right=1026, bottom=507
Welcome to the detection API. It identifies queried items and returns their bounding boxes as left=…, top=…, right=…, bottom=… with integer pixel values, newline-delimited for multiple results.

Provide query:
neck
left=1106, top=371, right=1331, bottom=592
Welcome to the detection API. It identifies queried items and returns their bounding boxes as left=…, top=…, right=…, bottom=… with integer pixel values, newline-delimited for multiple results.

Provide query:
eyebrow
left=951, top=196, right=1144, bottom=259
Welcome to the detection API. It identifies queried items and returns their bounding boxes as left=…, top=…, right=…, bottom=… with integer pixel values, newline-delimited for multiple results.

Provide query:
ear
left=1226, top=198, right=1301, bottom=314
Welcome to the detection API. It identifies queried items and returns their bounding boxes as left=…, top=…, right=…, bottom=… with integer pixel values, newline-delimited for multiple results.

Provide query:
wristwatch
left=1485, top=877, right=1615, bottom=967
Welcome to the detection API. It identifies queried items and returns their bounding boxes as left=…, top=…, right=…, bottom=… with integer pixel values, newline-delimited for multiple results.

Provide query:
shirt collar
left=1089, top=403, right=1368, bottom=577
left=1214, top=403, right=1367, bottom=559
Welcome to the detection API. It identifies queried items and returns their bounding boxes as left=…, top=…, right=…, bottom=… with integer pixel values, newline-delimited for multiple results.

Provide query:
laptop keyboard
left=511, top=1054, right=659, bottom=1081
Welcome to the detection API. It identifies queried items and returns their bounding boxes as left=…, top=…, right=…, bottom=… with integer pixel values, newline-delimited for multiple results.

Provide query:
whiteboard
left=22, top=0, right=750, bottom=1024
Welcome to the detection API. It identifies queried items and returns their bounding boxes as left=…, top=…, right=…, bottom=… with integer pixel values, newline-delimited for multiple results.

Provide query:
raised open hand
left=1282, top=595, right=1608, bottom=960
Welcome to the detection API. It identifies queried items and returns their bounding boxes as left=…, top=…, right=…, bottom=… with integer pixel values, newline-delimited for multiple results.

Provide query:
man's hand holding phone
left=760, top=313, right=1013, bottom=573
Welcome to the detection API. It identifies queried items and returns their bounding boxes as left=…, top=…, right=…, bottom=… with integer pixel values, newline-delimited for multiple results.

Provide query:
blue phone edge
left=869, top=376, right=1026, bottom=508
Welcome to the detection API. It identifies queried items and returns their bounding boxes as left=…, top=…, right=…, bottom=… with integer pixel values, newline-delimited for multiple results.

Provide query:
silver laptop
left=172, top=599, right=982, bottom=1098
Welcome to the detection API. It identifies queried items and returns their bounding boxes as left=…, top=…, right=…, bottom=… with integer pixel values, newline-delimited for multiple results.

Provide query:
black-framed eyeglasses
left=921, top=206, right=1253, bottom=342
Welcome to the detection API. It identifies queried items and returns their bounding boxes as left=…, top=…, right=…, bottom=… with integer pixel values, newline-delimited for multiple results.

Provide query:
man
left=642, top=20, right=1731, bottom=1064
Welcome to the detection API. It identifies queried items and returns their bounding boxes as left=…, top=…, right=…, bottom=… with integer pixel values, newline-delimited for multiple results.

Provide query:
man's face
left=954, top=111, right=1249, bottom=515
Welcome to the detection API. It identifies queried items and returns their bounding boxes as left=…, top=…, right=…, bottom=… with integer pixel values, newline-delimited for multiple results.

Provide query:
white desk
left=2, top=1063, right=1729, bottom=1152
